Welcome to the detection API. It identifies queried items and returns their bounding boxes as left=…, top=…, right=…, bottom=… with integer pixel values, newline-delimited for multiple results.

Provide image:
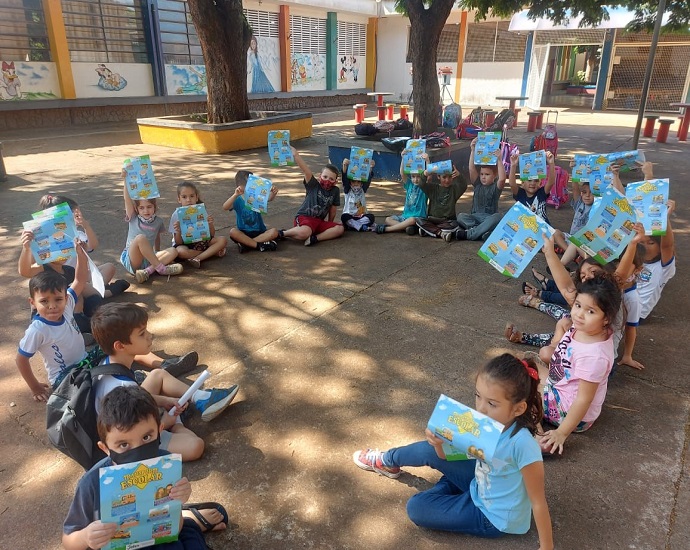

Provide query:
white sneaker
left=161, top=263, right=183, bottom=276
left=135, top=269, right=150, bottom=283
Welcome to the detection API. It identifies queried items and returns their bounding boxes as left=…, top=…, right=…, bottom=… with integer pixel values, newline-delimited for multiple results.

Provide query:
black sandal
left=531, top=267, right=549, bottom=290
left=182, top=501, right=228, bottom=533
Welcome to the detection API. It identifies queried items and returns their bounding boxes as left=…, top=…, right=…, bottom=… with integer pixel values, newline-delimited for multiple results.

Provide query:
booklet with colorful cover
left=568, top=188, right=636, bottom=264
left=426, top=160, right=453, bottom=174
left=607, top=149, right=645, bottom=172
left=474, top=131, right=502, bottom=166
left=625, top=178, right=669, bottom=236
left=23, top=203, right=78, bottom=265
left=572, top=154, right=593, bottom=183
left=427, top=394, right=504, bottom=463
left=244, top=174, right=272, bottom=214
left=518, top=150, right=547, bottom=181
left=99, top=454, right=183, bottom=550
left=402, top=139, right=427, bottom=175
left=174, top=204, right=210, bottom=244
left=347, top=147, right=374, bottom=182
left=478, top=202, right=554, bottom=278
left=267, top=130, right=295, bottom=166
left=123, top=155, right=160, bottom=200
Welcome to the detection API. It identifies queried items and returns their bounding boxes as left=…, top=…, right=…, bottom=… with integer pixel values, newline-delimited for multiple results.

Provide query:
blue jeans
left=456, top=212, right=502, bottom=241
left=383, top=441, right=503, bottom=537
left=541, top=280, right=568, bottom=307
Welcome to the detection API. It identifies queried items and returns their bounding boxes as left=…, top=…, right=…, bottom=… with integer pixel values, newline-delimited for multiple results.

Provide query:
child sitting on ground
left=224, top=170, right=279, bottom=253
left=278, top=147, right=344, bottom=246
left=90, top=302, right=240, bottom=461
left=62, top=385, right=228, bottom=550
left=375, top=152, right=428, bottom=234
left=448, top=138, right=506, bottom=241
left=169, top=181, right=228, bottom=268
left=415, top=162, right=467, bottom=239
left=341, top=157, right=376, bottom=231
left=550, top=178, right=595, bottom=268
left=508, top=150, right=555, bottom=225
left=120, top=174, right=183, bottom=283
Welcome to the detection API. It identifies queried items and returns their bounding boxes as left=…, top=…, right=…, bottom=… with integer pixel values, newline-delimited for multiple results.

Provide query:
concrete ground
left=0, top=105, right=688, bottom=550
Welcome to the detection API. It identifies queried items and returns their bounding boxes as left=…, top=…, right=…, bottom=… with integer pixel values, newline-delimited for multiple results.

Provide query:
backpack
left=394, top=118, right=413, bottom=131
left=456, top=107, right=483, bottom=139
left=501, top=141, right=519, bottom=177
left=486, top=108, right=516, bottom=132
left=46, top=362, right=137, bottom=470
left=530, top=110, right=559, bottom=156
left=382, top=136, right=408, bottom=152
left=541, top=164, right=569, bottom=209
left=421, top=132, right=450, bottom=149
left=442, top=103, right=462, bottom=129
left=373, top=120, right=395, bottom=134
left=354, top=122, right=377, bottom=136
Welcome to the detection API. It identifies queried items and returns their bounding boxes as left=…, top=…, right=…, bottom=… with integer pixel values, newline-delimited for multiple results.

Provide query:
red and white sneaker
left=352, top=448, right=401, bottom=478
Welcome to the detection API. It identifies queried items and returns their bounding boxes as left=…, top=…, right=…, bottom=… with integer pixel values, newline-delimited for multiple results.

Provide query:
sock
left=278, top=229, right=285, bottom=239
left=155, top=263, right=168, bottom=275
left=258, top=242, right=267, bottom=252
left=145, top=264, right=159, bottom=275
left=191, top=389, right=212, bottom=404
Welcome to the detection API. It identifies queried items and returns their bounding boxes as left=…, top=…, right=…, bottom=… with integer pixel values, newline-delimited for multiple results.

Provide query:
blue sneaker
left=196, top=386, right=239, bottom=422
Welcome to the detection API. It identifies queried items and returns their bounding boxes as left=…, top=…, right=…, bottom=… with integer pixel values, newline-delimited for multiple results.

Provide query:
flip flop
left=182, top=501, right=228, bottom=533
left=522, top=281, right=539, bottom=296
left=531, top=267, right=549, bottom=290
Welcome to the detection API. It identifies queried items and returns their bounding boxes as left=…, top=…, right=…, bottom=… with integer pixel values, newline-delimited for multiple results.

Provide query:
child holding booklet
left=62, top=385, right=228, bottom=550
left=448, top=138, right=506, bottom=241
left=224, top=170, right=279, bottom=253
left=169, top=181, right=228, bottom=268
left=353, top=354, right=553, bottom=549
left=341, top=157, right=376, bottom=231
left=508, top=150, right=556, bottom=225
left=375, top=152, right=428, bottom=234
left=415, top=163, right=467, bottom=239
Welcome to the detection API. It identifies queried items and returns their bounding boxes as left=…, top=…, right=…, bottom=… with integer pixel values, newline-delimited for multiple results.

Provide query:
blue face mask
left=107, top=437, right=160, bottom=465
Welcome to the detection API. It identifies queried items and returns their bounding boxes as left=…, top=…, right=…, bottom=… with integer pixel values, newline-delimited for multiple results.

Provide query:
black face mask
left=107, top=437, right=161, bottom=465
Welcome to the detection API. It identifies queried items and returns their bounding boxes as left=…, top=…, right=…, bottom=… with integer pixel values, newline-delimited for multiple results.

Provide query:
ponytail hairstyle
left=38, top=194, right=79, bottom=211
left=575, top=273, right=623, bottom=331
left=176, top=181, right=202, bottom=204
left=477, top=353, right=543, bottom=436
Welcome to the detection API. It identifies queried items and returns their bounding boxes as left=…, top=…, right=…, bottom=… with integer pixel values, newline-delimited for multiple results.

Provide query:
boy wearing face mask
left=62, top=385, right=228, bottom=550
left=278, top=146, right=345, bottom=246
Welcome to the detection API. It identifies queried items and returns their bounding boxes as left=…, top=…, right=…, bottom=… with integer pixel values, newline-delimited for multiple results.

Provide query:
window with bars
left=157, top=0, right=202, bottom=64
left=61, top=0, right=148, bottom=63
left=337, top=21, right=366, bottom=56
left=465, top=21, right=526, bottom=63
left=405, top=24, right=459, bottom=63
left=290, top=15, right=326, bottom=55
left=0, top=0, right=51, bottom=61
left=245, top=9, right=279, bottom=38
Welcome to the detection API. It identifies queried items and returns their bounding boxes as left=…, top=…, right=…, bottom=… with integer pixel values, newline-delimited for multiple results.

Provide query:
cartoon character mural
left=0, top=61, right=22, bottom=99
left=291, top=53, right=326, bottom=90
left=95, top=64, right=127, bottom=91
left=247, top=35, right=275, bottom=93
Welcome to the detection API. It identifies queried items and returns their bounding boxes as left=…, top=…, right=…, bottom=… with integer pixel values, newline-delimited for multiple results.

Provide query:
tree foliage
left=459, top=0, right=690, bottom=32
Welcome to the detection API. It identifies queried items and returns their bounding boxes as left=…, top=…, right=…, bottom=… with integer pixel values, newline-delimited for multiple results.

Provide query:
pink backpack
left=541, top=165, right=569, bottom=209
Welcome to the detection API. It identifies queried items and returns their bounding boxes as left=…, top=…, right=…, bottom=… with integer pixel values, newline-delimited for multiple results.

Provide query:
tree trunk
left=405, top=0, right=455, bottom=135
left=186, top=0, right=252, bottom=124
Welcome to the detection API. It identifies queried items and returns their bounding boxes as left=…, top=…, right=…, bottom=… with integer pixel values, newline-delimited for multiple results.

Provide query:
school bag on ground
left=46, top=362, right=137, bottom=470
left=355, top=122, right=377, bottom=136
left=442, top=103, right=462, bottom=129
left=540, top=164, right=569, bottom=209
left=530, top=110, right=559, bottom=156
left=456, top=107, right=483, bottom=139
left=486, top=108, right=516, bottom=132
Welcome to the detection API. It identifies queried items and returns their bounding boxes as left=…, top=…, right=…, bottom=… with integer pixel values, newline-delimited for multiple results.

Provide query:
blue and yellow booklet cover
left=175, top=204, right=210, bottom=244
left=427, top=394, right=504, bottom=463
left=587, top=154, right=614, bottom=196
left=626, top=178, right=669, bottom=236
left=244, top=174, right=272, bottom=214
left=478, top=202, right=554, bottom=278
left=518, top=150, right=547, bottom=181
left=426, top=160, right=452, bottom=174
left=607, top=149, right=644, bottom=172
left=347, top=147, right=374, bottom=182
left=474, top=131, right=502, bottom=166
left=123, top=155, right=160, bottom=200
left=268, top=130, right=295, bottom=166
left=402, top=139, right=426, bottom=175
left=23, top=203, right=78, bottom=265
left=572, top=154, right=593, bottom=183
left=568, top=188, right=636, bottom=264
left=99, top=454, right=182, bottom=550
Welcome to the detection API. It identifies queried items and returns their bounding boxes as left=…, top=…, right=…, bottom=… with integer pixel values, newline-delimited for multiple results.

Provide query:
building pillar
left=326, top=12, right=338, bottom=90
left=365, top=17, right=377, bottom=90
left=454, top=11, right=468, bottom=104
left=279, top=5, right=291, bottom=92
left=43, top=0, right=75, bottom=99
left=594, top=29, right=614, bottom=111
left=520, top=32, right=533, bottom=101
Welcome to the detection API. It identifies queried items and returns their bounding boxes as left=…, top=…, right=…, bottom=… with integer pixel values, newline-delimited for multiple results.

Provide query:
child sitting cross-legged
left=62, top=385, right=228, bottom=550
left=90, top=302, right=240, bottom=461
left=340, top=157, right=376, bottom=231
left=508, top=150, right=555, bottom=226
left=415, top=162, right=467, bottom=239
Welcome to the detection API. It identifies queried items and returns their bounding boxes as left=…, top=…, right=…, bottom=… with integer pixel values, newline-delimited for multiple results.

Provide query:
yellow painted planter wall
left=138, top=116, right=312, bottom=154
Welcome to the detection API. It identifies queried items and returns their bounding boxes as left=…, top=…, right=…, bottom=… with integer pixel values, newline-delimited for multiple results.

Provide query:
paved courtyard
left=0, top=106, right=688, bottom=549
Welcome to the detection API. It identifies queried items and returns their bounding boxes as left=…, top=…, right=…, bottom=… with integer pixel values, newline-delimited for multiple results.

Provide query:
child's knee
left=331, top=224, right=345, bottom=236
left=405, top=494, right=428, bottom=527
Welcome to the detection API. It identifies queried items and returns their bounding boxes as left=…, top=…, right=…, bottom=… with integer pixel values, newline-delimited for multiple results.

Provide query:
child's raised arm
left=291, top=146, right=313, bottom=182
left=399, top=150, right=407, bottom=182
left=543, top=151, right=556, bottom=195
left=610, top=164, right=624, bottom=194
left=497, top=143, right=507, bottom=190
left=508, top=151, right=520, bottom=195
left=521, top=461, right=554, bottom=550
left=70, top=240, right=89, bottom=298
left=542, top=233, right=577, bottom=305
left=615, top=223, right=645, bottom=282
left=122, top=170, right=136, bottom=221
left=222, top=186, right=243, bottom=211
left=661, top=199, right=676, bottom=263
left=18, top=230, right=43, bottom=278
left=73, top=207, right=98, bottom=251
left=268, top=186, right=279, bottom=202
left=468, top=138, right=478, bottom=183
left=341, top=158, right=352, bottom=194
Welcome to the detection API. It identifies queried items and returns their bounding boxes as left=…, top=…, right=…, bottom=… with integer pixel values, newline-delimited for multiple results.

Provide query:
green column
left=326, top=12, right=337, bottom=90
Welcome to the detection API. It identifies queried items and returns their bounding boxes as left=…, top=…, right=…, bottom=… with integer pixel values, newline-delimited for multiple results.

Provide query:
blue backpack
left=442, top=103, right=462, bottom=129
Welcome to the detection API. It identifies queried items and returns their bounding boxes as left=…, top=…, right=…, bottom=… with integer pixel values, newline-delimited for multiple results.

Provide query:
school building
left=2, top=1, right=689, bottom=129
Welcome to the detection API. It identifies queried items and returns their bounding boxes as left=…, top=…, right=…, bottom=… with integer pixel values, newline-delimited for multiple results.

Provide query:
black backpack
left=486, top=108, right=516, bottom=132
left=354, top=122, right=377, bottom=136
left=46, top=362, right=137, bottom=470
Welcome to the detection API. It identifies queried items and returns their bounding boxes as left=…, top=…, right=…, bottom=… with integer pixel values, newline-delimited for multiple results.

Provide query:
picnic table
left=670, top=102, right=690, bottom=141
left=367, top=92, right=394, bottom=120
left=495, top=95, right=529, bottom=112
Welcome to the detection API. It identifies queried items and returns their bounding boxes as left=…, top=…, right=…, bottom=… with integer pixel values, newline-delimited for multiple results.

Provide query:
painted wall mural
left=247, top=35, right=280, bottom=94
left=165, top=64, right=207, bottom=95
left=72, top=62, right=154, bottom=98
left=290, top=53, right=326, bottom=91
left=336, top=54, right=365, bottom=90
left=0, top=60, right=60, bottom=100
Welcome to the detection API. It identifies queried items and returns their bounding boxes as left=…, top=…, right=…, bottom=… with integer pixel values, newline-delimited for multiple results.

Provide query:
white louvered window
left=290, top=15, right=326, bottom=55
left=244, top=9, right=278, bottom=38
left=337, top=21, right=366, bottom=56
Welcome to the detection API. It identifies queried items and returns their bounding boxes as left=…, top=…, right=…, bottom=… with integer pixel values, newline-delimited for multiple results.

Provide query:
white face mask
left=138, top=213, right=156, bottom=224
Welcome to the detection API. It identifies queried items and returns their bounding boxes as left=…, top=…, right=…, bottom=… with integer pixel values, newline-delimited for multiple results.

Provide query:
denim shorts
left=120, top=249, right=149, bottom=275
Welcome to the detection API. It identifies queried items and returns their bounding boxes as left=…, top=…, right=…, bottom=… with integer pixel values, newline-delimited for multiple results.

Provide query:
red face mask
left=320, top=178, right=335, bottom=190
